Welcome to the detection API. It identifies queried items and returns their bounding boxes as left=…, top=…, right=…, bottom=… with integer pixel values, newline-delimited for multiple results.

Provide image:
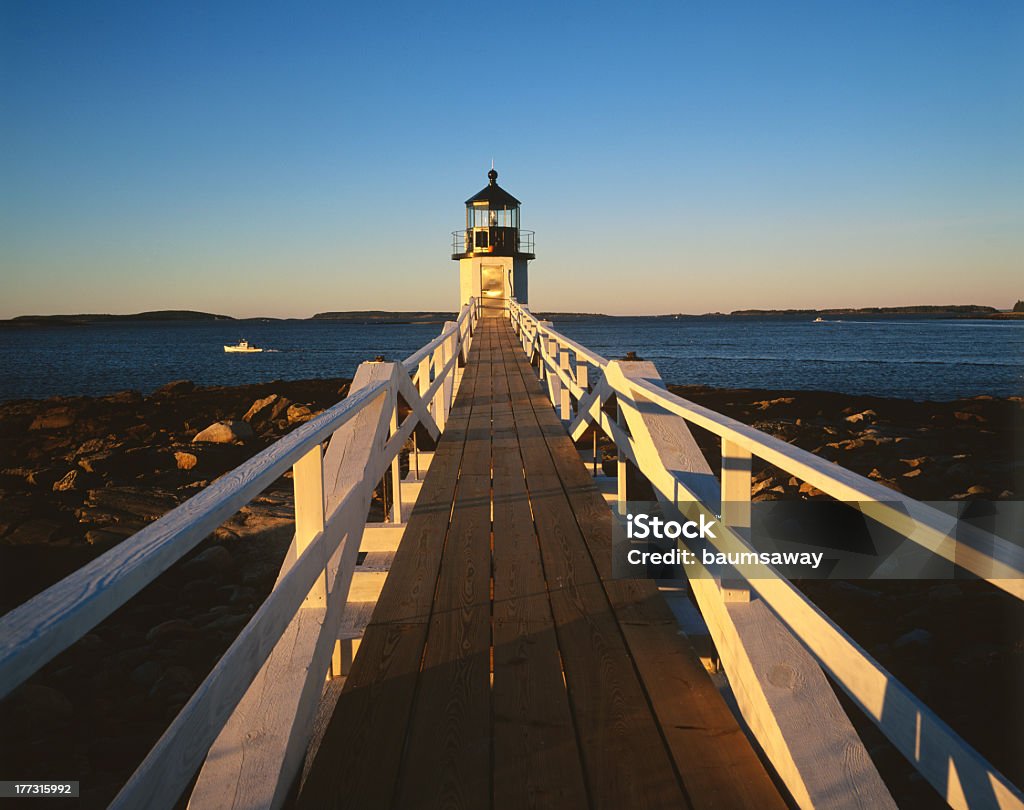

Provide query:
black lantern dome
left=452, top=168, right=535, bottom=260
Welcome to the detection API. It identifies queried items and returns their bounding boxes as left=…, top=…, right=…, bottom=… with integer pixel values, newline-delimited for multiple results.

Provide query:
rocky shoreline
left=0, top=378, right=1020, bottom=807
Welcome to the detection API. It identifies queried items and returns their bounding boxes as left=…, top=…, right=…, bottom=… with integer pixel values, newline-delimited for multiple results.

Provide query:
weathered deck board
left=298, top=316, right=786, bottom=810
left=392, top=331, right=494, bottom=809
left=492, top=342, right=590, bottom=810
left=497, top=322, right=789, bottom=809
left=296, top=340, right=486, bottom=809
left=500, top=334, right=693, bottom=810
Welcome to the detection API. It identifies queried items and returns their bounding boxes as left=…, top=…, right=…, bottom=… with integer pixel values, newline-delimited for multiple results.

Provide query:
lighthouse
left=451, top=168, right=535, bottom=313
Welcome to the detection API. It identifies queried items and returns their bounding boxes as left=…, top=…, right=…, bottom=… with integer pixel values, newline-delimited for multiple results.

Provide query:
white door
left=480, top=265, right=505, bottom=312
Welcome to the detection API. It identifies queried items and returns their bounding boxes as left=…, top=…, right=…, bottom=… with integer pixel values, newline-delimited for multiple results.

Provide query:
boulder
left=798, top=481, right=824, bottom=497
left=5, top=518, right=63, bottom=545
left=193, top=420, right=253, bottom=444
left=752, top=397, right=796, bottom=411
left=52, top=469, right=80, bottom=492
left=174, top=451, right=198, bottom=471
left=76, top=487, right=179, bottom=537
left=149, top=665, right=195, bottom=700
left=894, top=628, right=932, bottom=649
left=181, top=545, right=234, bottom=578
left=29, top=406, right=76, bottom=430
left=104, top=390, right=142, bottom=405
left=130, top=660, right=163, bottom=688
left=145, top=619, right=195, bottom=643
left=286, top=403, right=314, bottom=424
left=244, top=395, right=291, bottom=429
left=8, top=684, right=73, bottom=733
left=74, top=437, right=111, bottom=457
left=153, top=380, right=196, bottom=396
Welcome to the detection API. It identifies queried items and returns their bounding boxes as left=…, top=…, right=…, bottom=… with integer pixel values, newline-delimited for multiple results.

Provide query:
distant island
left=3, top=310, right=235, bottom=327
left=2, top=304, right=1021, bottom=327
left=312, top=311, right=457, bottom=324
left=719, top=305, right=1000, bottom=317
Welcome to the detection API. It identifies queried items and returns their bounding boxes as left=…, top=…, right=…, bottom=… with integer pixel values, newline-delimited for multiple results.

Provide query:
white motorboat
left=224, top=339, right=263, bottom=353
left=813, top=317, right=825, bottom=323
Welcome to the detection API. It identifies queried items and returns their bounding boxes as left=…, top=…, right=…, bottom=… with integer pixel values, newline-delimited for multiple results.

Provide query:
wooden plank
left=391, top=327, right=494, bottom=807
left=492, top=341, right=590, bottom=810
left=497, top=323, right=691, bottom=809
left=392, top=474, right=492, bottom=809
left=529, top=480, right=690, bottom=809
left=498, top=321, right=794, bottom=810
left=296, top=331, right=487, bottom=810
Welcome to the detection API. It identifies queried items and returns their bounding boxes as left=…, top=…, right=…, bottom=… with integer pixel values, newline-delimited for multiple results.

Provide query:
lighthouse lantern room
left=451, top=168, right=535, bottom=312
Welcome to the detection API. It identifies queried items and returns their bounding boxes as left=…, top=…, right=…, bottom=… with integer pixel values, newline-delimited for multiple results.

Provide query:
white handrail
left=506, top=298, right=1024, bottom=810
left=508, top=298, right=1024, bottom=597
left=0, top=298, right=479, bottom=809
left=0, top=381, right=387, bottom=698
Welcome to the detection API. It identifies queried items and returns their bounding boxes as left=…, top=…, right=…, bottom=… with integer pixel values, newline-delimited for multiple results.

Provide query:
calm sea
left=0, top=317, right=1021, bottom=402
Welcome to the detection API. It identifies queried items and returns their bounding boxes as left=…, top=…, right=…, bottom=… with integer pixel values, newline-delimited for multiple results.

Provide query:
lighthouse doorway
left=480, top=265, right=506, bottom=314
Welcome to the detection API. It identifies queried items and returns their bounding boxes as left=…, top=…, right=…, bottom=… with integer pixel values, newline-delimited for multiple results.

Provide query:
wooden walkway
left=298, top=316, right=787, bottom=810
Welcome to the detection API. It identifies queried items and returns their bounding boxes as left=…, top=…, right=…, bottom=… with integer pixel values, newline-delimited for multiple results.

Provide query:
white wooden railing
left=508, top=298, right=1024, bottom=810
left=0, top=299, right=479, bottom=809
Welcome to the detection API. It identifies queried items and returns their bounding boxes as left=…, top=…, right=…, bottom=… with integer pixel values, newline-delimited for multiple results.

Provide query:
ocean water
left=0, top=317, right=1021, bottom=402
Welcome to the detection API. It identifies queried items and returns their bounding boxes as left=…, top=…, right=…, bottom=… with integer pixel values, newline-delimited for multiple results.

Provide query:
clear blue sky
left=2, top=1, right=1021, bottom=317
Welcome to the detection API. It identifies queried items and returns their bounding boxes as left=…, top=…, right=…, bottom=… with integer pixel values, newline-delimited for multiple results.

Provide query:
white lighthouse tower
left=451, top=168, right=535, bottom=313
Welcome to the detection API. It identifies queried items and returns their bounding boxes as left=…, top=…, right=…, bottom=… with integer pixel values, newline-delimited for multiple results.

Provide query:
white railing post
left=577, top=360, right=588, bottom=393
left=547, top=336, right=560, bottom=408
left=442, top=321, right=457, bottom=421
left=616, top=402, right=627, bottom=514
left=719, top=438, right=753, bottom=601
left=417, top=356, right=430, bottom=421
left=559, top=346, right=572, bottom=420
left=389, top=380, right=403, bottom=524
left=294, top=442, right=343, bottom=679
left=431, top=342, right=446, bottom=432
left=721, top=439, right=752, bottom=537
left=293, top=445, right=327, bottom=610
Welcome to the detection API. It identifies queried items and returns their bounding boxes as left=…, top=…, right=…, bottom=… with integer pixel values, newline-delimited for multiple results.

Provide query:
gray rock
left=244, top=394, right=291, bottom=427
left=894, top=628, right=932, bottom=649
left=203, top=613, right=249, bottom=634
left=75, top=437, right=110, bottom=456
left=182, top=545, right=234, bottom=578
left=52, top=469, right=80, bottom=492
left=29, top=406, right=76, bottom=430
left=150, top=665, right=195, bottom=700
left=192, top=420, right=253, bottom=444
left=153, top=379, right=195, bottom=396
left=286, top=403, right=314, bottom=424
left=10, top=684, right=73, bottom=728
left=130, top=660, right=162, bottom=688
left=145, top=619, right=195, bottom=643
left=174, top=451, right=198, bottom=471
left=5, top=518, right=63, bottom=545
